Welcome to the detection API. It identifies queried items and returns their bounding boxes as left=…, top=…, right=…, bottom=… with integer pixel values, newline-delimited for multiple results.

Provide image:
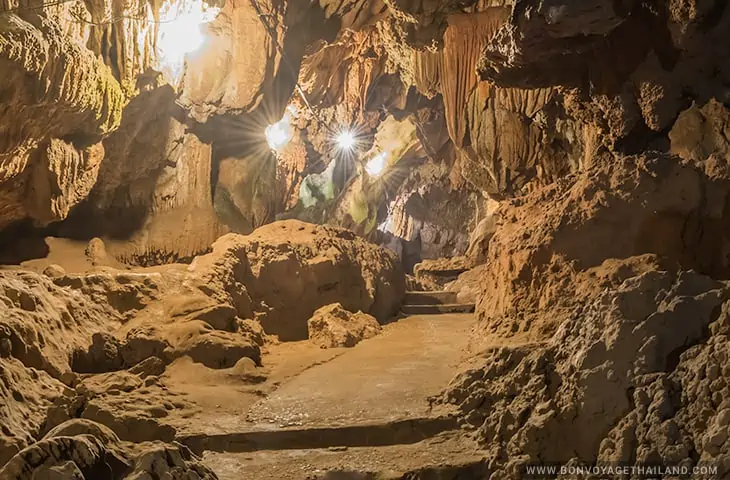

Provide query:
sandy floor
left=156, top=313, right=480, bottom=478
left=161, top=314, right=474, bottom=437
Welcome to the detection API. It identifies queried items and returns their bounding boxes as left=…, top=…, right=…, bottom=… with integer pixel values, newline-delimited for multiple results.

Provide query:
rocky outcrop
left=473, top=153, right=730, bottom=341
left=670, top=99, right=730, bottom=164
left=0, top=11, right=124, bottom=230
left=307, top=303, right=381, bottom=348
left=0, top=419, right=216, bottom=479
left=435, top=149, right=730, bottom=474
left=0, top=218, right=404, bottom=466
left=439, top=269, right=730, bottom=477
left=59, top=87, right=227, bottom=265
left=180, top=0, right=281, bottom=123
left=190, top=220, right=405, bottom=340
left=467, top=0, right=730, bottom=194
left=0, top=270, right=122, bottom=465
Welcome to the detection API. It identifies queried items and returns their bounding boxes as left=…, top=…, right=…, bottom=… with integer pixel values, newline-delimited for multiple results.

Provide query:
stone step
left=179, top=416, right=458, bottom=455
left=400, top=304, right=475, bottom=315
left=403, top=290, right=458, bottom=305
left=201, top=433, right=486, bottom=480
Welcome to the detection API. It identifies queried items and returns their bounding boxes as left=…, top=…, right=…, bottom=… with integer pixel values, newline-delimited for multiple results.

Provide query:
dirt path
left=166, top=313, right=480, bottom=478
left=245, top=313, right=474, bottom=428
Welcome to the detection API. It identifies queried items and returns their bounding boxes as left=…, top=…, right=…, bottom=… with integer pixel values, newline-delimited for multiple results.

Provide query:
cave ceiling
left=1, top=0, right=729, bottom=264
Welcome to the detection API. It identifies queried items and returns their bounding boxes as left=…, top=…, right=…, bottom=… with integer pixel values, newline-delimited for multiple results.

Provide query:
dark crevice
left=665, top=304, right=718, bottom=372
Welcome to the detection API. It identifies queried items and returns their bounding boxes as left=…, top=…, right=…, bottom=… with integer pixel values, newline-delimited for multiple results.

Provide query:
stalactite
left=412, top=49, right=440, bottom=98
left=440, top=8, right=509, bottom=147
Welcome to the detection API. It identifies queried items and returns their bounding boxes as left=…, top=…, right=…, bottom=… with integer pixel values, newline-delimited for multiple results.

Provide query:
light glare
left=365, top=151, right=388, bottom=177
left=154, top=0, right=220, bottom=84
left=266, top=113, right=293, bottom=152
left=336, top=131, right=356, bottom=150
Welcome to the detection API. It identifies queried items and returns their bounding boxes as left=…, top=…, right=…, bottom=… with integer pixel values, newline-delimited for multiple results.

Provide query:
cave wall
left=3, top=0, right=730, bottom=267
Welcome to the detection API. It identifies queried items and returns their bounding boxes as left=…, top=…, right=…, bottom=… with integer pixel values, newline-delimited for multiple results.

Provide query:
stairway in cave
left=400, top=290, right=475, bottom=315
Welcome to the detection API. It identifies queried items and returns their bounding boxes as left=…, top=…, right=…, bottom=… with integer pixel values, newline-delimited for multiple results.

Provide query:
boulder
left=307, top=303, right=382, bottom=349
left=413, top=256, right=469, bottom=291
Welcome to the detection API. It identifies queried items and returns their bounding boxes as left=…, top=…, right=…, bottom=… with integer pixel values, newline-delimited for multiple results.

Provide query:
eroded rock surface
left=307, top=303, right=382, bottom=349
left=439, top=269, right=730, bottom=478
left=473, top=153, right=730, bottom=341
left=189, top=220, right=405, bottom=341
left=0, top=220, right=404, bottom=469
left=0, top=419, right=216, bottom=479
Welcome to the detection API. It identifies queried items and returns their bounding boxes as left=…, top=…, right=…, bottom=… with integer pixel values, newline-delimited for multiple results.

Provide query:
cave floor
left=163, top=313, right=482, bottom=478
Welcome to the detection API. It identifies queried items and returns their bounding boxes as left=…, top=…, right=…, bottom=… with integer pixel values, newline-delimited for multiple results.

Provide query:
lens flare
left=365, top=151, right=388, bottom=177
left=336, top=130, right=356, bottom=150
left=153, top=0, right=220, bottom=84
left=266, top=112, right=293, bottom=152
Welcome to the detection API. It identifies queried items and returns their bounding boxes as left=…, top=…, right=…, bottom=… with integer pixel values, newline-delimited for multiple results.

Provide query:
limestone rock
left=378, top=158, right=484, bottom=267
left=59, top=88, right=227, bottom=266
left=414, top=256, right=469, bottom=291
left=42, top=264, right=66, bottom=279
left=0, top=12, right=125, bottom=229
left=439, top=269, right=730, bottom=476
left=445, top=264, right=486, bottom=304
left=670, top=99, right=730, bottom=164
left=307, top=303, right=382, bottom=349
left=188, top=220, right=405, bottom=341
left=0, top=270, right=122, bottom=465
left=464, top=200, right=500, bottom=265
left=25, top=140, right=106, bottom=226
left=180, top=0, right=280, bottom=122
left=0, top=419, right=216, bottom=479
left=85, top=238, right=110, bottom=266
left=474, top=153, right=730, bottom=341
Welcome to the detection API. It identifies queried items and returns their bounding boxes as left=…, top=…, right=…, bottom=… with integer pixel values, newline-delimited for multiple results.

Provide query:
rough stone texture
left=0, top=419, right=217, bottom=479
left=0, top=261, right=243, bottom=464
left=0, top=270, right=122, bottom=378
left=380, top=158, right=485, bottom=268
left=0, top=218, right=404, bottom=466
left=24, top=140, right=106, bottom=226
left=414, top=256, right=469, bottom=291
left=446, top=264, right=487, bottom=304
left=0, top=270, right=121, bottom=465
left=463, top=197, right=500, bottom=265
left=60, top=87, right=228, bottom=265
left=307, top=303, right=382, bottom=348
left=474, top=153, right=730, bottom=341
left=189, top=220, right=405, bottom=341
left=181, top=0, right=282, bottom=123
left=670, top=99, right=730, bottom=164
left=439, top=269, right=730, bottom=478
left=0, top=11, right=124, bottom=229
left=468, top=0, right=730, bottom=195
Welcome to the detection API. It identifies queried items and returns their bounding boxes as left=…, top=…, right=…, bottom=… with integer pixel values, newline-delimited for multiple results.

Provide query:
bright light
left=154, top=0, right=220, bottom=84
left=365, top=151, right=389, bottom=177
left=336, top=130, right=356, bottom=150
left=266, top=112, right=293, bottom=152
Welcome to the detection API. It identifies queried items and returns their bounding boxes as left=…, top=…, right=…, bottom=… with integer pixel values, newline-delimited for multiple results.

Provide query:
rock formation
left=439, top=269, right=730, bottom=477
left=3, top=0, right=730, bottom=476
left=0, top=219, right=404, bottom=469
left=307, top=303, right=382, bottom=348
left=473, top=153, right=730, bottom=341
left=0, top=419, right=216, bottom=479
